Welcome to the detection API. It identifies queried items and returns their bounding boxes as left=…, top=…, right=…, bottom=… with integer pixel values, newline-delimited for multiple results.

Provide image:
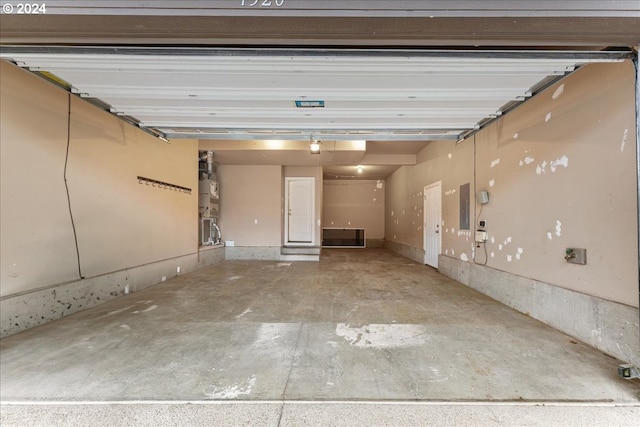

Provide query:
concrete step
left=279, top=254, right=320, bottom=262
left=281, top=246, right=321, bottom=256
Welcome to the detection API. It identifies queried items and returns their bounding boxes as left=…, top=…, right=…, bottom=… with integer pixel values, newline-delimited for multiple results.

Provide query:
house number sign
left=241, top=0, right=285, bottom=7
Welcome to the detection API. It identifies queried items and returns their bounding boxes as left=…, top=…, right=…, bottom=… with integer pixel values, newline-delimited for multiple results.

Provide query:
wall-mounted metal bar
left=137, top=176, right=191, bottom=194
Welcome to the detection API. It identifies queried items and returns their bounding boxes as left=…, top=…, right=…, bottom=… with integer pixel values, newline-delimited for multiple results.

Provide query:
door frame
left=284, top=176, right=315, bottom=246
left=423, top=181, right=442, bottom=267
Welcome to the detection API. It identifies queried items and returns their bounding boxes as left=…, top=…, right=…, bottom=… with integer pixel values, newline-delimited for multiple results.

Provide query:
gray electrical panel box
left=460, top=183, right=470, bottom=230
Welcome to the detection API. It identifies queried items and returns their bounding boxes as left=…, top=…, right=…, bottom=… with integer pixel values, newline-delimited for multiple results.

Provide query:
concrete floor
left=1, top=249, right=639, bottom=425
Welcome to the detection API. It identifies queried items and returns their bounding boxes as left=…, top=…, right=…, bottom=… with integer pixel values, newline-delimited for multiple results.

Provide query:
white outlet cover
left=177, top=266, right=181, bottom=273
left=162, top=276, right=166, bottom=282
left=226, top=240, right=235, bottom=247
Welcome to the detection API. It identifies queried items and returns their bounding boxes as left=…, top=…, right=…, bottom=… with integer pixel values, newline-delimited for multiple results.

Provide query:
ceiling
left=198, top=139, right=429, bottom=180
left=1, top=2, right=637, bottom=179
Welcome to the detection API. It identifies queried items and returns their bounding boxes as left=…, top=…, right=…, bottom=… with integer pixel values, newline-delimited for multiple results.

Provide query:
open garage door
left=0, top=47, right=631, bottom=143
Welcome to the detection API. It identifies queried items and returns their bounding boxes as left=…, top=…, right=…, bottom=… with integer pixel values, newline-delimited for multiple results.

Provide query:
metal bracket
left=618, top=364, right=640, bottom=380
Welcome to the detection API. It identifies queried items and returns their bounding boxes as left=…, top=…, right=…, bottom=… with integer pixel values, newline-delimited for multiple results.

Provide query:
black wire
left=64, top=93, right=84, bottom=279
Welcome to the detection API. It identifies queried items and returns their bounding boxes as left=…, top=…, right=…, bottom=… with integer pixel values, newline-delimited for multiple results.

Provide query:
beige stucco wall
left=324, top=180, right=385, bottom=239
left=218, top=165, right=283, bottom=247
left=386, top=60, right=639, bottom=307
left=0, top=61, right=199, bottom=298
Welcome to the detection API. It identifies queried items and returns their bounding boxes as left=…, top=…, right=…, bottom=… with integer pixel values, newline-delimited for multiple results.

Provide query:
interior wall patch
left=520, top=156, right=535, bottom=166
left=536, top=160, right=549, bottom=174
left=621, top=128, right=629, bottom=152
left=552, top=84, right=565, bottom=100
left=555, top=220, right=563, bottom=237
left=550, top=155, right=569, bottom=172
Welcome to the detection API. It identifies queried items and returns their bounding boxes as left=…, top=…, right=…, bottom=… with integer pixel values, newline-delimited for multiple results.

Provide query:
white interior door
left=286, top=177, right=315, bottom=245
left=424, top=182, right=442, bottom=268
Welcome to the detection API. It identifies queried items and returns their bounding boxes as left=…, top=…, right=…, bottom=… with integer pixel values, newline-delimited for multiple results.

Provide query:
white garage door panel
left=2, top=48, right=628, bottom=141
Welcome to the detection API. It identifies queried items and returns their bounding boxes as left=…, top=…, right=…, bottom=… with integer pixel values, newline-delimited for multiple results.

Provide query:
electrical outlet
left=565, top=248, right=587, bottom=265
left=176, top=266, right=181, bottom=274
left=475, top=230, right=488, bottom=243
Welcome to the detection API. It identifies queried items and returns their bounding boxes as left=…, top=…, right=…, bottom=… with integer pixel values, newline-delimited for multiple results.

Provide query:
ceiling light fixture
left=310, top=140, right=321, bottom=154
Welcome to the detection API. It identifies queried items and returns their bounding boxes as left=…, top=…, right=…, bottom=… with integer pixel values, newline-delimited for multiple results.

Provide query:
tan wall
left=474, top=61, right=637, bottom=305
left=0, top=61, right=199, bottom=297
left=324, top=180, right=385, bottom=239
left=284, top=166, right=323, bottom=245
left=386, top=60, right=639, bottom=307
left=1, top=61, right=80, bottom=295
left=218, top=165, right=282, bottom=246
left=386, top=140, right=475, bottom=251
